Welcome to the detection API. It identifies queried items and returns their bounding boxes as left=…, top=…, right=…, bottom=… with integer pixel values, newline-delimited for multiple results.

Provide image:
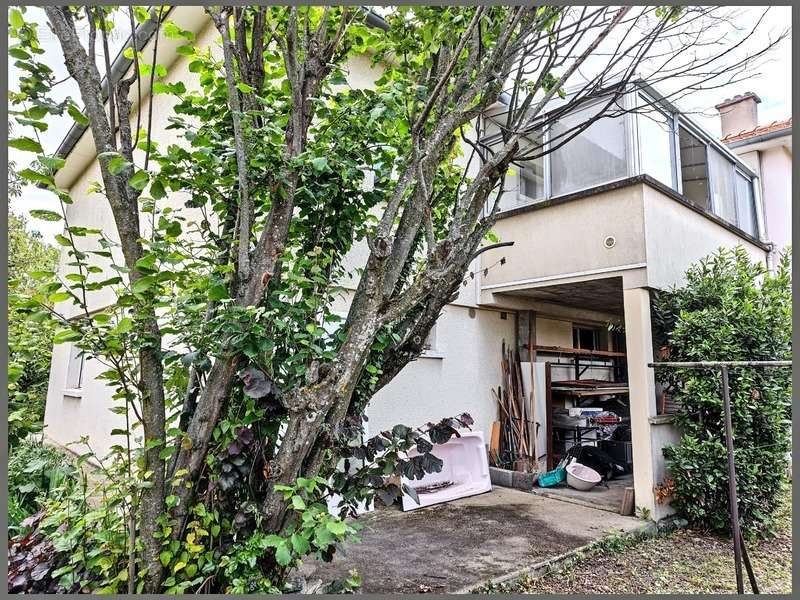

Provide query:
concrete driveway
left=300, top=486, right=644, bottom=593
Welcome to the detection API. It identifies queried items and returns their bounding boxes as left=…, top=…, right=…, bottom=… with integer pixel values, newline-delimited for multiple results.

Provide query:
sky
left=8, top=5, right=793, bottom=244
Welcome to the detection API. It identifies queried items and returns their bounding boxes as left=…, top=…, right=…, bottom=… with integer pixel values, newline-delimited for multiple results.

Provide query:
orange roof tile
left=721, top=117, right=792, bottom=144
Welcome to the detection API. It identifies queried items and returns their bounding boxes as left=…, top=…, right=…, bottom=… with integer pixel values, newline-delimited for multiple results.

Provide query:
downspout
left=752, top=170, right=774, bottom=272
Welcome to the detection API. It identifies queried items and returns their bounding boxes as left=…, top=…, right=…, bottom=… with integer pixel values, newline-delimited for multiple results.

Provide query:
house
left=42, top=6, right=777, bottom=522
left=716, top=92, right=792, bottom=256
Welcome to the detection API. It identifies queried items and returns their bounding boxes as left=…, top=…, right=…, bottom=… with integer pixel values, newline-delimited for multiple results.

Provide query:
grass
left=482, top=485, right=792, bottom=595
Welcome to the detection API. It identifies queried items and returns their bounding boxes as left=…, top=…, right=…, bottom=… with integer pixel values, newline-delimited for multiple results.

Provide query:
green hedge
left=653, top=247, right=792, bottom=536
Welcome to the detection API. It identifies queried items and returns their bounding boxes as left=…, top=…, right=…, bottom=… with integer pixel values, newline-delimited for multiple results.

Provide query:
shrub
left=8, top=440, right=78, bottom=537
left=654, top=247, right=792, bottom=536
left=7, top=212, right=59, bottom=447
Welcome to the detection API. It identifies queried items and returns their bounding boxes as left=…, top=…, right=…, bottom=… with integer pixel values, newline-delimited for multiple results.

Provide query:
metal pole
left=721, top=366, right=744, bottom=594
left=739, top=535, right=760, bottom=594
left=648, top=360, right=791, bottom=368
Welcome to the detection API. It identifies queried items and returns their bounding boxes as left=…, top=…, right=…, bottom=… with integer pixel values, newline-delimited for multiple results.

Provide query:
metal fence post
left=647, top=360, right=789, bottom=594
left=720, top=365, right=744, bottom=594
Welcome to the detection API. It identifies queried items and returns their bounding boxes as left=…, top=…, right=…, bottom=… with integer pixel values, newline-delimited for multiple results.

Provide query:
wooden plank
left=532, top=344, right=627, bottom=359
left=620, top=487, right=635, bottom=516
left=489, top=421, right=501, bottom=465
left=550, top=388, right=630, bottom=398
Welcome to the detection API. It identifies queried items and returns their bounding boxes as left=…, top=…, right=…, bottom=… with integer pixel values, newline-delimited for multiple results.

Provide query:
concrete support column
left=622, top=287, right=659, bottom=519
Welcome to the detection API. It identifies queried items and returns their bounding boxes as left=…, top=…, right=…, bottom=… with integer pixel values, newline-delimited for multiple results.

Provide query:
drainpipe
left=751, top=173, right=774, bottom=272
left=765, top=242, right=776, bottom=273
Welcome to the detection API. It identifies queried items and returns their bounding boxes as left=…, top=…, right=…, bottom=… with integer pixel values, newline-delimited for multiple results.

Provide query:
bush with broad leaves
left=654, top=247, right=792, bottom=536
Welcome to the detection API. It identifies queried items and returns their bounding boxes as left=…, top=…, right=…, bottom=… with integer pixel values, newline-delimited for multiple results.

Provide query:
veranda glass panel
left=709, top=148, right=736, bottom=224
left=499, top=132, right=544, bottom=211
left=550, top=100, right=628, bottom=197
left=678, top=126, right=710, bottom=209
left=638, top=107, right=674, bottom=188
left=735, top=172, right=758, bottom=236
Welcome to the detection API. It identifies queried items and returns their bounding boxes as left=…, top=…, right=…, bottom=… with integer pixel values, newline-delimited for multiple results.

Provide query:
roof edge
left=53, top=6, right=389, bottom=165
left=53, top=7, right=171, bottom=161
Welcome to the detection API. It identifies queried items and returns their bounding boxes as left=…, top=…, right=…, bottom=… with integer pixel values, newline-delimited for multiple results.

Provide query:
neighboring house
left=716, top=92, right=792, bottom=256
left=43, top=6, right=780, bottom=522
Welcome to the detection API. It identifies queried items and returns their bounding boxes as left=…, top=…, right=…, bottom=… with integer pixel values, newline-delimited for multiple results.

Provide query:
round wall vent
left=603, top=235, right=616, bottom=249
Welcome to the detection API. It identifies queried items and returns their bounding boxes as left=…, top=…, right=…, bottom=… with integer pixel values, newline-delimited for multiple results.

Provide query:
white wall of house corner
left=641, top=184, right=767, bottom=290
left=759, top=146, right=792, bottom=251
left=366, top=304, right=515, bottom=440
left=44, top=338, right=131, bottom=459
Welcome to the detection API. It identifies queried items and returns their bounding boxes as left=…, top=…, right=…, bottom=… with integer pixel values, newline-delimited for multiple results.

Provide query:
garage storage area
left=487, top=280, right=638, bottom=516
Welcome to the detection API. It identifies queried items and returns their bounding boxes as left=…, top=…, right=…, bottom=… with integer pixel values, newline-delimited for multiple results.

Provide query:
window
left=678, top=125, right=709, bottom=209
left=551, top=99, right=628, bottom=197
left=735, top=171, right=757, bottom=236
left=572, top=326, right=599, bottom=351
left=421, top=324, right=444, bottom=358
left=519, top=159, right=544, bottom=201
left=637, top=103, right=674, bottom=188
left=709, top=148, right=736, bottom=223
left=499, top=132, right=545, bottom=211
left=65, top=343, right=85, bottom=392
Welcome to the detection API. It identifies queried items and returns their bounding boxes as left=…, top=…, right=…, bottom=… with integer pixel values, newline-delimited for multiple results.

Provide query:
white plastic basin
left=401, top=430, right=492, bottom=511
left=566, top=462, right=601, bottom=491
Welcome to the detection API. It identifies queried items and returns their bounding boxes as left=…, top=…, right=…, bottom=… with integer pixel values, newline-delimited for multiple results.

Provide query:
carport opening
left=490, top=276, right=636, bottom=515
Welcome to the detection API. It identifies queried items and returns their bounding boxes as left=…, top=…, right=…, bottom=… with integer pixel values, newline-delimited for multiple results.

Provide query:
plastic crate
left=537, top=467, right=566, bottom=487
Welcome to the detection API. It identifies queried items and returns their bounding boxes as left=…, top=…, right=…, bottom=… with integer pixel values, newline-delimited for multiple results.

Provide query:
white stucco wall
left=480, top=186, right=647, bottom=291
left=365, top=305, right=515, bottom=440
left=642, top=185, right=767, bottom=290
left=760, top=146, right=792, bottom=251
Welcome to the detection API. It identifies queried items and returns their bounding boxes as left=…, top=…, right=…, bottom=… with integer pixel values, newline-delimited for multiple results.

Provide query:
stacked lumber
left=489, top=341, right=535, bottom=472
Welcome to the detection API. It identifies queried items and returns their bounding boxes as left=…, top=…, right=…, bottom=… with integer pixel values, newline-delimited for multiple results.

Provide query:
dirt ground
left=299, top=486, right=643, bottom=593
left=482, top=487, right=793, bottom=595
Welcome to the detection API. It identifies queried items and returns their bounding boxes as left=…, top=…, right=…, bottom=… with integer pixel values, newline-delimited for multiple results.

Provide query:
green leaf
left=135, top=254, right=157, bottom=274
left=8, top=45, right=31, bottom=60
left=128, top=170, right=150, bottom=190
left=54, top=234, right=72, bottom=246
left=325, top=520, right=348, bottom=536
left=18, top=168, right=53, bottom=186
left=310, top=157, right=328, bottom=172
left=132, top=275, right=157, bottom=294
left=108, top=155, right=131, bottom=175
left=290, top=533, right=310, bottom=555
left=67, top=103, right=90, bottom=126
left=163, top=21, right=194, bottom=41
left=38, top=155, right=66, bottom=171
left=113, top=317, right=134, bottom=334
left=207, top=284, right=228, bottom=301
left=274, top=542, right=292, bottom=566
left=9, top=8, right=24, bottom=29
left=262, top=534, right=284, bottom=548
left=159, top=551, right=173, bottom=567
left=133, top=6, right=151, bottom=23
left=150, top=179, right=166, bottom=200
left=236, top=82, right=255, bottom=94
left=10, top=136, right=43, bottom=153
left=291, top=495, right=306, bottom=510
left=53, top=329, right=82, bottom=344
left=29, top=209, right=62, bottom=222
